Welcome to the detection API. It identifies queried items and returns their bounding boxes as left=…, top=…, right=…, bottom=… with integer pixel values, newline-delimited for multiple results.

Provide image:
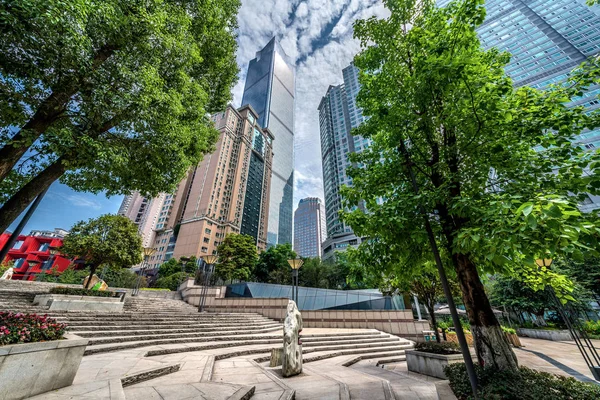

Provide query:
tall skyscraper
left=122, top=105, right=274, bottom=270
left=241, top=37, right=295, bottom=247
left=318, top=63, right=369, bottom=261
left=293, top=197, right=327, bottom=258
left=437, top=0, right=600, bottom=146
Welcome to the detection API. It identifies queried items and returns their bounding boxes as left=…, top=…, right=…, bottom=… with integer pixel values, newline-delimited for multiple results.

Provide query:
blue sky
left=13, top=0, right=389, bottom=234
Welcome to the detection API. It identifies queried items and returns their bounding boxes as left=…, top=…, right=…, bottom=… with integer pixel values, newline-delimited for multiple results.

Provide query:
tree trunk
left=0, top=44, right=117, bottom=183
left=0, top=157, right=66, bottom=233
left=454, top=253, right=519, bottom=370
left=427, top=303, right=441, bottom=343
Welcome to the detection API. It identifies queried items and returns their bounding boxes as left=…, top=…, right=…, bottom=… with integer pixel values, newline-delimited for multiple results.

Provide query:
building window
left=205, top=228, right=211, bottom=234
left=201, top=247, right=208, bottom=253
left=12, top=241, right=24, bottom=249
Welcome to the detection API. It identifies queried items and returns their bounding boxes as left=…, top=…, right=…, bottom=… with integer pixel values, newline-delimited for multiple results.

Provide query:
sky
left=11, top=0, right=389, bottom=234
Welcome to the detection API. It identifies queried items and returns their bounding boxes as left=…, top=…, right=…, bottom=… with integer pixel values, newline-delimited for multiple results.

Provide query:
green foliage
left=445, top=363, right=600, bottom=400
left=158, top=257, right=197, bottom=279
left=49, top=287, right=119, bottom=297
left=555, top=257, right=600, bottom=301
left=414, top=341, right=461, bottom=355
left=254, top=243, right=296, bottom=284
left=299, top=256, right=357, bottom=290
left=214, top=234, right=257, bottom=283
left=0, top=260, right=13, bottom=277
left=0, top=0, right=240, bottom=204
left=0, top=311, right=67, bottom=345
left=60, top=214, right=142, bottom=288
left=489, top=275, right=555, bottom=320
left=101, top=265, right=143, bottom=289
left=36, top=266, right=90, bottom=284
left=153, top=272, right=191, bottom=291
left=583, top=320, right=600, bottom=336
left=501, top=326, right=517, bottom=335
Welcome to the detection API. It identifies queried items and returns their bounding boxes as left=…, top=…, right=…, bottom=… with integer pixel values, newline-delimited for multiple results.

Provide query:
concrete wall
left=33, top=294, right=124, bottom=312
left=406, top=350, right=465, bottom=379
left=181, top=284, right=430, bottom=341
left=0, top=334, right=88, bottom=400
left=517, top=328, right=572, bottom=341
left=0, top=279, right=182, bottom=300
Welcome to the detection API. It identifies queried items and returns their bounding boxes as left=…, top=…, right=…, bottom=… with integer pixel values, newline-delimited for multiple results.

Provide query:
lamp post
left=535, top=258, right=600, bottom=380
left=199, top=254, right=218, bottom=313
left=287, top=258, right=303, bottom=305
left=133, top=247, right=156, bottom=296
left=47, top=246, right=59, bottom=271
left=180, top=256, right=191, bottom=289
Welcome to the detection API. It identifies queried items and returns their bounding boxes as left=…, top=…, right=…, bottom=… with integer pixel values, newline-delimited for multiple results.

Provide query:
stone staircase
left=0, top=289, right=49, bottom=313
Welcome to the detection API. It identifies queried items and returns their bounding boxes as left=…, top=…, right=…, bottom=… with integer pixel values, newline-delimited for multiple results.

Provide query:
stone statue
left=0, top=267, right=13, bottom=280
left=282, top=300, right=303, bottom=377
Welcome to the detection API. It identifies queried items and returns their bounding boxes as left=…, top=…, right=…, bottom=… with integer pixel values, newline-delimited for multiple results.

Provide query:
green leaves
left=214, top=234, right=258, bottom=283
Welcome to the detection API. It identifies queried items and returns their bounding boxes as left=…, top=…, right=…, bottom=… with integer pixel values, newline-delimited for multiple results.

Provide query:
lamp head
left=48, top=246, right=59, bottom=256
left=26, top=259, right=41, bottom=267
left=535, top=258, right=553, bottom=268
left=180, top=256, right=191, bottom=263
left=287, top=258, right=304, bottom=270
left=203, top=255, right=218, bottom=265
left=142, top=247, right=157, bottom=257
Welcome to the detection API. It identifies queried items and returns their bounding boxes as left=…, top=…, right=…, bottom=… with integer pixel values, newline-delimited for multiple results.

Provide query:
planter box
left=505, top=332, right=522, bottom=347
left=517, top=328, right=572, bottom=341
left=406, top=350, right=465, bottom=379
left=0, top=334, right=89, bottom=400
left=33, top=294, right=124, bottom=312
left=446, top=332, right=473, bottom=346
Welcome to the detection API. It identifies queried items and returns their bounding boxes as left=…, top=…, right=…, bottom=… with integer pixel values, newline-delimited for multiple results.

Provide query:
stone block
left=406, top=350, right=465, bottom=379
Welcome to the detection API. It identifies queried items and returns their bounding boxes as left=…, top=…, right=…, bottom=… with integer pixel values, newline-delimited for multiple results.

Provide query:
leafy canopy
left=253, top=243, right=296, bottom=284
left=0, top=0, right=239, bottom=199
left=215, top=234, right=258, bottom=283
left=342, top=0, right=600, bottom=300
left=60, top=214, right=142, bottom=269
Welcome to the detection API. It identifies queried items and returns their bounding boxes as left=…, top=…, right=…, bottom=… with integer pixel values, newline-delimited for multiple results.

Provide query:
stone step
left=303, top=346, right=412, bottom=364
left=375, top=356, right=408, bottom=366
left=71, top=323, right=280, bottom=336
left=60, top=318, right=274, bottom=327
left=83, top=327, right=283, bottom=355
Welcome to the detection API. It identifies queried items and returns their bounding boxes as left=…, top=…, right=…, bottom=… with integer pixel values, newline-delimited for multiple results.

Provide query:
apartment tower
left=293, top=197, right=327, bottom=258
left=241, top=37, right=295, bottom=247
left=318, top=63, right=369, bottom=261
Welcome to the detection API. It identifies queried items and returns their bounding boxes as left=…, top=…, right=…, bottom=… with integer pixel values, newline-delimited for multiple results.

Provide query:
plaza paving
left=2, top=288, right=599, bottom=399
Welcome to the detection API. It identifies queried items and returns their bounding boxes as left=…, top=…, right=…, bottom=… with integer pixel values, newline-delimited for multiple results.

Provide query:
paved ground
left=514, top=337, right=600, bottom=383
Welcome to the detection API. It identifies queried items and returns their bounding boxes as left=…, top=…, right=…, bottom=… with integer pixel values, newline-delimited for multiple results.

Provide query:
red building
left=0, top=230, right=72, bottom=280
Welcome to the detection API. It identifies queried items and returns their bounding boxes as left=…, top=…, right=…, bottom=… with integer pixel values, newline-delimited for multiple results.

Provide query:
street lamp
left=198, top=254, right=218, bottom=313
left=287, top=258, right=303, bottom=305
left=535, top=257, right=600, bottom=380
left=133, top=247, right=156, bottom=296
left=180, top=256, right=192, bottom=289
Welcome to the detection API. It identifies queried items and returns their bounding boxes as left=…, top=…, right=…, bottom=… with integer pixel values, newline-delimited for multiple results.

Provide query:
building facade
left=118, top=192, right=166, bottom=248
left=0, top=231, right=72, bottom=280
left=436, top=0, right=600, bottom=207
left=293, top=197, right=326, bottom=258
left=318, top=63, right=369, bottom=261
left=241, top=37, right=295, bottom=247
left=139, top=105, right=274, bottom=270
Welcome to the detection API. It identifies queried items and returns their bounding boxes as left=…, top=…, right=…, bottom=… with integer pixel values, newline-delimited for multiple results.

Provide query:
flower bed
left=49, top=286, right=119, bottom=297
left=407, top=342, right=465, bottom=379
left=0, top=311, right=66, bottom=346
left=445, top=363, right=600, bottom=399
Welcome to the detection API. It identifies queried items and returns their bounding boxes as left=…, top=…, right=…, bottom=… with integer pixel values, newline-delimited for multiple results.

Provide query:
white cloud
left=50, top=192, right=103, bottom=210
left=234, top=0, right=389, bottom=210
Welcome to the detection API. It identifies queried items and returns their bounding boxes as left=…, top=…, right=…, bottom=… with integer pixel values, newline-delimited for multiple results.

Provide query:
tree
left=60, top=215, right=142, bottom=288
left=557, top=257, right=600, bottom=305
left=0, top=0, right=240, bottom=232
left=215, top=234, right=257, bottom=283
left=253, top=243, right=296, bottom=284
left=489, top=276, right=555, bottom=326
left=343, top=0, right=600, bottom=371
left=157, top=257, right=197, bottom=279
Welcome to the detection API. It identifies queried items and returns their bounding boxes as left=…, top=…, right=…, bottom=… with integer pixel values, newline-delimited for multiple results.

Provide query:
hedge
left=414, top=341, right=461, bottom=355
left=49, top=287, right=120, bottom=298
left=445, top=363, right=600, bottom=399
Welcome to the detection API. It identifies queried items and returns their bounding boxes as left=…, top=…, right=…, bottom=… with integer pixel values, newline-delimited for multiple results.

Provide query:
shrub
left=49, top=287, right=119, bottom=298
left=445, top=363, right=600, bottom=400
left=0, top=311, right=67, bottom=346
left=501, top=326, right=517, bottom=335
left=153, top=272, right=191, bottom=291
left=414, top=341, right=461, bottom=355
left=583, top=320, right=600, bottom=336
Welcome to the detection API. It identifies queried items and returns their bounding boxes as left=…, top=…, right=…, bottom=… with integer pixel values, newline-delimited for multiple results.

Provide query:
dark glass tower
left=241, top=37, right=295, bottom=246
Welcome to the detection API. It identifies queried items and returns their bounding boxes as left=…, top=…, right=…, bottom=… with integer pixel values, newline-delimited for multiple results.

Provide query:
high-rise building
left=438, top=0, right=600, bottom=210
left=121, top=105, right=274, bottom=271
left=293, top=197, right=327, bottom=258
left=241, top=37, right=295, bottom=247
left=118, top=192, right=166, bottom=248
left=318, top=63, right=369, bottom=262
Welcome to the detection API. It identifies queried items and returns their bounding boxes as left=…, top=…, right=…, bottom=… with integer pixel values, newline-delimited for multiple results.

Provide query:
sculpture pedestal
left=269, top=348, right=283, bottom=367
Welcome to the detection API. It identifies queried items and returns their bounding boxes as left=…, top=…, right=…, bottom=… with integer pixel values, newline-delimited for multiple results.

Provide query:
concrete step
left=71, top=323, right=280, bottom=337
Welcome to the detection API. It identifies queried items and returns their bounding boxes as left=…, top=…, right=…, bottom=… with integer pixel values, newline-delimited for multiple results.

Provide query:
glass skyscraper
left=318, top=63, right=370, bottom=261
left=241, top=38, right=295, bottom=246
left=293, top=197, right=327, bottom=258
left=437, top=0, right=600, bottom=152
